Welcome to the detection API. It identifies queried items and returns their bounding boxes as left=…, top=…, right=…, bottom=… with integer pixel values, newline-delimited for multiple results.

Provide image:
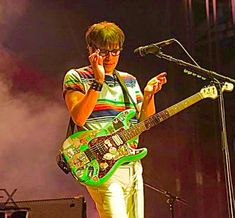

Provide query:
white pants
left=86, top=161, right=144, bottom=218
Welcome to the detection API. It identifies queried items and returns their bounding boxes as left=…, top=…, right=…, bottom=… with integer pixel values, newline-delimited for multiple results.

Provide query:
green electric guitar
left=60, top=83, right=233, bottom=186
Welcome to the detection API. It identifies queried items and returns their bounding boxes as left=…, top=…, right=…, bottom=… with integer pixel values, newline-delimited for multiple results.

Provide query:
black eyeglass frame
left=92, top=46, right=123, bottom=57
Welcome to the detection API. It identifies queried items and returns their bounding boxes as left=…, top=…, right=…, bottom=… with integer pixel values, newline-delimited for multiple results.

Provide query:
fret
left=119, top=122, right=146, bottom=141
left=118, top=91, right=208, bottom=144
left=167, top=93, right=202, bottom=116
left=118, top=92, right=204, bottom=142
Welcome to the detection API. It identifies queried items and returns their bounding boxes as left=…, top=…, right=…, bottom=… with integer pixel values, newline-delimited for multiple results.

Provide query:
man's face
left=90, top=44, right=122, bottom=74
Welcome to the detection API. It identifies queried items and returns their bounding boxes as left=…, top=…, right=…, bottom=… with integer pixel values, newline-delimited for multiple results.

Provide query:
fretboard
left=119, top=91, right=204, bottom=142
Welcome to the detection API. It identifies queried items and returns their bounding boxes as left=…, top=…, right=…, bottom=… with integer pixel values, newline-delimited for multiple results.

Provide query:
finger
left=152, top=74, right=166, bottom=82
left=89, top=49, right=100, bottom=59
left=89, top=55, right=97, bottom=65
left=89, top=53, right=96, bottom=62
left=147, top=73, right=167, bottom=86
left=156, top=72, right=167, bottom=79
left=154, top=83, right=163, bottom=92
left=158, top=77, right=167, bottom=84
left=156, top=76, right=167, bottom=84
left=156, top=75, right=166, bottom=82
left=157, top=72, right=167, bottom=77
left=97, top=55, right=104, bottom=65
left=148, top=77, right=159, bottom=85
left=149, top=79, right=162, bottom=86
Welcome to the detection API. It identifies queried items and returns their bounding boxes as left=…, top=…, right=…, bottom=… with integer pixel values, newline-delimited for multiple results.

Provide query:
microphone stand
left=155, top=51, right=235, bottom=84
left=155, top=50, right=235, bottom=218
left=144, top=183, right=188, bottom=218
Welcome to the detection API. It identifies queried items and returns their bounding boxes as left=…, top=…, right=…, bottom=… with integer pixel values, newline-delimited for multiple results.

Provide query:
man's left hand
left=144, top=72, right=167, bottom=95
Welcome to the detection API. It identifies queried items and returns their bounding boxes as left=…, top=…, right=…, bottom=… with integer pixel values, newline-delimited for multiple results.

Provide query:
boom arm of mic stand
left=156, top=52, right=235, bottom=84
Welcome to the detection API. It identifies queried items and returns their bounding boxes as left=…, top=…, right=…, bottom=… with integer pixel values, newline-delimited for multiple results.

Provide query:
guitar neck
left=119, top=91, right=204, bottom=141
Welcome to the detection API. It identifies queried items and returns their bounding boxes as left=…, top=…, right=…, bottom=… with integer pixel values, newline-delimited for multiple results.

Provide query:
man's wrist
left=89, top=80, right=103, bottom=91
left=143, top=92, right=154, bottom=100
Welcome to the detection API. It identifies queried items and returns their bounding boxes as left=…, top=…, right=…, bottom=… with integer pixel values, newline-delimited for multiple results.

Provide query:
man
left=63, top=21, right=167, bottom=218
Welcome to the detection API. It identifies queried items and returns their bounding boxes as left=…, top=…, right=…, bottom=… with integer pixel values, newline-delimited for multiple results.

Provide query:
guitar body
left=61, top=109, right=148, bottom=186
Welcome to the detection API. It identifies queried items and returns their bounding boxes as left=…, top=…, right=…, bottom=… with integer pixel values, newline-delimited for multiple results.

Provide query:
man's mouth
left=104, top=63, right=113, bottom=66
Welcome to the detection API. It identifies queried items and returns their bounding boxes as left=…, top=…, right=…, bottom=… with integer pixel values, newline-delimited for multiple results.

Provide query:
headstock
left=200, top=82, right=234, bottom=99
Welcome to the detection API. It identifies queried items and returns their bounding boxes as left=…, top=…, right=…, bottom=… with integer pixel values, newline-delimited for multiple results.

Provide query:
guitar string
left=80, top=93, right=203, bottom=155
left=88, top=128, right=137, bottom=154
left=88, top=132, right=127, bottom=154
left=88, top=119, right=155, bottom=155
left=88, top=128, right=130, bottom=154
left=88, top=108, right=175, bottom=155
left=88, top=123, right=147, bottom=155
left=85, top=111, right=175, bottom=157
left=86, top=113, right=163, bottom=155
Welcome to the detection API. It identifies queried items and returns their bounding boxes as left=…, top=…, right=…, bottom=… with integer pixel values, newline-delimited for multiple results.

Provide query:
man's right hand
left=89, top=49, right=105, bottom=83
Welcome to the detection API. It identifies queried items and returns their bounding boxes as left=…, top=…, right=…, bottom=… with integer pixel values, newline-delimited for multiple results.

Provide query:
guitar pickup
left=84, top=149, right=95, bottom=161
left=71, top=152, right=90, bottom=168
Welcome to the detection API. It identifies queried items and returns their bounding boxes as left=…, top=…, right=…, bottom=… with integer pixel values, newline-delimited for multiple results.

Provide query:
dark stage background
left=0, top=1, right=235, bottom=217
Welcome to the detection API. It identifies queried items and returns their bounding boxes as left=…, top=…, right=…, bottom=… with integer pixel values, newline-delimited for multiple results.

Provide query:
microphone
left=134, top=39, right=175, bottom=56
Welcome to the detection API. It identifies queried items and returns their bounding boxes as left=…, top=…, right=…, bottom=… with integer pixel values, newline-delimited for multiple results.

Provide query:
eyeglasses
left=93, top=47, right=122, bottom=57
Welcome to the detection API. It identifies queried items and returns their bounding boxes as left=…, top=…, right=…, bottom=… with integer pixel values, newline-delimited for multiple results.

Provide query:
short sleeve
left=63, top=69, right=86, bottom=97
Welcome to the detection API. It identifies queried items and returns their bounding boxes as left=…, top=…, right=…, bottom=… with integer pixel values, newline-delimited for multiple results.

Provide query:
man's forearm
left=139, top=93, right=156, bottom=121
left=66, top=89, right=100, bottom=126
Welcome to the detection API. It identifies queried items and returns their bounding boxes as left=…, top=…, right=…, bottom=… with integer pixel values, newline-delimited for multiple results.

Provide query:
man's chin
left=104, top=66, right=115, bottom=74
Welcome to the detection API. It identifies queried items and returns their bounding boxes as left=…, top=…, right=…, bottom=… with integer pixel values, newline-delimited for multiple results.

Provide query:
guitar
left=60, top=83, right=233, bottom=186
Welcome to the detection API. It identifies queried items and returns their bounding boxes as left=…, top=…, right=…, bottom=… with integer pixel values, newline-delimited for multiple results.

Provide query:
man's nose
left=105, top=51, right=112, bottom=59
left=107, top=51, right=113, bottom=57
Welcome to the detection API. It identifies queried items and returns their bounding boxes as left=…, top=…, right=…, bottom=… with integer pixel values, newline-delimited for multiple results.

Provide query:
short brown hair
left=85, top=21, right=125, bottom=48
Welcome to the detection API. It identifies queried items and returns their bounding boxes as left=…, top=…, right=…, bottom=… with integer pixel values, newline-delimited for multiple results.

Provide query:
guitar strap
left=115, top=71, right=140, bottom=117
left=66, top=117, right=75, bottom=137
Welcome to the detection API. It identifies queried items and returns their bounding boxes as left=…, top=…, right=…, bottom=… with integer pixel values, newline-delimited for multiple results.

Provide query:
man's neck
left=105, top=70, right=115, bottom=76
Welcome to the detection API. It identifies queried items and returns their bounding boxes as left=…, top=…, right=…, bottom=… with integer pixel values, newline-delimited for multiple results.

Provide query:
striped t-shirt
left=63, top=66, right=143, bottom=131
